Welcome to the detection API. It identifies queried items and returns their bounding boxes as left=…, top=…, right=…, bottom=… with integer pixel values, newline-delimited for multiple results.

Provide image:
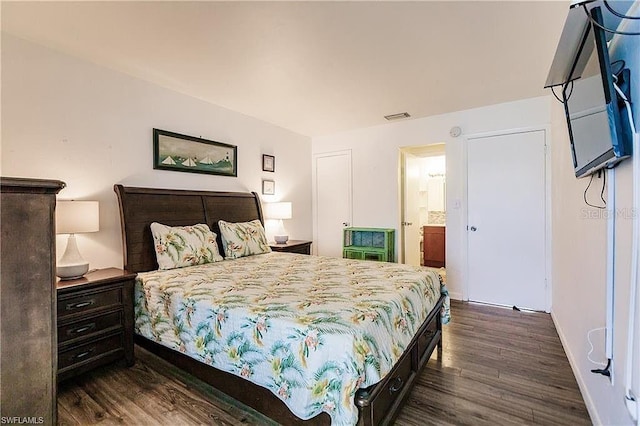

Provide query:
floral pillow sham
left=150, top=222, right=224, bottom=270
left=218, top=219, right=271, bottom=259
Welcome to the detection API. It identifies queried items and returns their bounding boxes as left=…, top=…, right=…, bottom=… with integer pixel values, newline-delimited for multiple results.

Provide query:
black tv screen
left=562, top=7, right=631, bottom=178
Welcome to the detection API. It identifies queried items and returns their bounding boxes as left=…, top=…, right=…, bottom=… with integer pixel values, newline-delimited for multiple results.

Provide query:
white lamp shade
left=265, top=202, right=292, bottom=220
left=56, top=200, right=100, bottom=234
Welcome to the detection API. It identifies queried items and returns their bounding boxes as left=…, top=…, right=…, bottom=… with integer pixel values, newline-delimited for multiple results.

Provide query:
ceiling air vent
left=384, top=112, right=411, bottom=121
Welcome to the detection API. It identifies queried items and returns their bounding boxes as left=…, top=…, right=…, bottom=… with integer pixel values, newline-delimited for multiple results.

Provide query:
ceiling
left=1, top=1, right=570, bottom=137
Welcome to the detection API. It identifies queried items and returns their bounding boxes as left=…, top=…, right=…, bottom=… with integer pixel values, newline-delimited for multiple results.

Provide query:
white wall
left=312, top=96, right=551, bottom=300
left=551, top=4, right=640, bottom=424
left=1, top=34, right=312, bottom=270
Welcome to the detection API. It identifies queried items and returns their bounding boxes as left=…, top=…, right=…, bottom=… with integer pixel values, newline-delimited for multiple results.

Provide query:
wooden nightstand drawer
left=58, top=311, right=122, bottom=345
left=269, top=240, right=312, bottom=254
left=56, top=268, right=136, bottom=381
left=58, top=332, right=124, bottom=372
left=58, top=286, right=122, bottom=319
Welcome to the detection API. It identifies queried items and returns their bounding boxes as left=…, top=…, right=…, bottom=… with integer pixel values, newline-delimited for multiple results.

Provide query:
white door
left=314, top=150, right=352, bottom=257
left=402, top=154, right=422, bottom=266
left=467, top=130, right=546, bottom=311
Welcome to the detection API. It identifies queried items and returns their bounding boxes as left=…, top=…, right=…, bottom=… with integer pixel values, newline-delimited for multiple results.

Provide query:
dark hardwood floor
left=58, top=300, right=591, bottom=425
left=395, top=301, right=591, bottom=425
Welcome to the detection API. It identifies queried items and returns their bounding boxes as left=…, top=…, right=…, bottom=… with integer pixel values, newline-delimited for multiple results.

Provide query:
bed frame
left=114, top=184, right=445, bottom=425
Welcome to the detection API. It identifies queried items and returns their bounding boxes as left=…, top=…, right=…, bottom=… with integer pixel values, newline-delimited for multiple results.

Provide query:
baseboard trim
left=448, top=291, right=463, bottom=301
left=550, top=311, right=600, bottom=425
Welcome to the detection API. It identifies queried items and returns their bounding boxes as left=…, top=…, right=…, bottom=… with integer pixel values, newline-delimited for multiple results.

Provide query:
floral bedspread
left=135, top=252, right=450, bottom=425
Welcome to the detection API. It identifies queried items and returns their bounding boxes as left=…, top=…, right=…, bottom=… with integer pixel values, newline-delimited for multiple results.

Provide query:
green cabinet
left=343, top=227, right=395, bottom=262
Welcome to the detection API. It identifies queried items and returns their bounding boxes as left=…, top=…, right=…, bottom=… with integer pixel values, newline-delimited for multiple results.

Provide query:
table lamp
left=56, top=200, right=99, bottom=280
left=265, top=202, right=292, bottom=244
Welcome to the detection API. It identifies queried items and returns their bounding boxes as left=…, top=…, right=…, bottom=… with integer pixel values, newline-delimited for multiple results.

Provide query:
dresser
left=1, top=177, right=65, bottom=424
left=57, top=268, right=136, bottom=381
left=343, top=227, right=395, bottom=262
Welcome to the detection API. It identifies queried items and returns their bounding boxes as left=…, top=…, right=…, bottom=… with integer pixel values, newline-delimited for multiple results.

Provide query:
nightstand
left=270, top=240, right=312, bottom=255
left=56, top=268, right=136, bottom=382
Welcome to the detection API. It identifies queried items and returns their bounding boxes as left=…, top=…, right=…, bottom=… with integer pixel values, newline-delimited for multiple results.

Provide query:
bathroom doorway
left=399, top=144, right=446, bottom=269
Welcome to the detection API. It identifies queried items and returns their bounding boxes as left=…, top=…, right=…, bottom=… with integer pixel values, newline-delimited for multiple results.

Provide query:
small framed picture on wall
left=262, top=179, right=275, bottom=195
left=262, top=154, right=275, bottom=172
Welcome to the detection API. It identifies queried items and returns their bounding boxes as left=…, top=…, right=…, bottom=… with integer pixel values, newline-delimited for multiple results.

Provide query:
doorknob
left=470, top=226, right=477, bottom=232
left=401, top=222, right=413, bottom=226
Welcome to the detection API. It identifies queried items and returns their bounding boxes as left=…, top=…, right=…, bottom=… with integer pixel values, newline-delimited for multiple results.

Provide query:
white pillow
left=218, top=219, right=271, bottom=259
left=150, top=222, right=223, bottom=270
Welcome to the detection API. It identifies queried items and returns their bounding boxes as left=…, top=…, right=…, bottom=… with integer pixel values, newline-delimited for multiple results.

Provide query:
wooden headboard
left=114, top=185, right=264, bottom=273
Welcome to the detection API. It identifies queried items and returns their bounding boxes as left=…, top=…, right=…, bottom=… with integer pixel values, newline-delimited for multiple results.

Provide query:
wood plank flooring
left=58, top=300, right=591, bottom=425
left=395, top=301, right=591, bottom=425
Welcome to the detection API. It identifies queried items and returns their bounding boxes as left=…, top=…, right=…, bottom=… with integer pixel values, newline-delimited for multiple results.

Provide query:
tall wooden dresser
left=1, top=177, right=65, bottom=424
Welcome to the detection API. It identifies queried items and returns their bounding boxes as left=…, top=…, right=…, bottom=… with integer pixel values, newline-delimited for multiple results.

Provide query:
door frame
left=312, top=149, right=353, bottom=256
left=398, top=144, right=446, bottom=265
left=398, top=149, right=417, bottom=265
left=462, top=126, right=552, bottom=312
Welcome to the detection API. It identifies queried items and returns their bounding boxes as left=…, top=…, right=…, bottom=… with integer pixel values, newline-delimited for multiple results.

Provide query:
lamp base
left=274, top=235, right=289, bottom=244
left=57, top=262, right=89, bottom=280
left=57, top=233, right=90, bottom=280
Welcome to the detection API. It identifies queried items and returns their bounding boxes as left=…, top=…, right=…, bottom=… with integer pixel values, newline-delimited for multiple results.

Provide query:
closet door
left=467, top=130, right=547, bottom=311
left=313, top=150, right=352, bottom=257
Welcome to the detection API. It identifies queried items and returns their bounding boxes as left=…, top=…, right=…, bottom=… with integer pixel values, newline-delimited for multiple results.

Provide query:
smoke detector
left=449, top=126, right=462, bottom=138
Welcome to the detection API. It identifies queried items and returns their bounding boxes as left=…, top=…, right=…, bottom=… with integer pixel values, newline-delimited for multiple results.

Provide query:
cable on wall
left=611, top=60, right=627, bottom=76
left=583, top=171, right=607, bottom=209
left=582, top=5, right=640, bottom=36
left=603, top=0, right=640, bottom=20
left=587, top=327, right=609, bottom=367
left=605, top=166, right=616, bottom=368
left=551, top=86, right=563, bottom=104
left=551, top=81, right=574, bottom=104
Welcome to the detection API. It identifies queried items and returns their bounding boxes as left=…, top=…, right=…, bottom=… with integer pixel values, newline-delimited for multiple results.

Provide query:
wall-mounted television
left=562, top=6, right=632, bottom=178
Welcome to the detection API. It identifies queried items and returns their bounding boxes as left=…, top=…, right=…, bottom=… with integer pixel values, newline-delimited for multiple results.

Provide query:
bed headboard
left=114, top=184, right=264, bottom=273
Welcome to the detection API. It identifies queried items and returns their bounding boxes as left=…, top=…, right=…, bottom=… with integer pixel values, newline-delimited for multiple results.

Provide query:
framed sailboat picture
left=153, top=129, right=237, bottom=177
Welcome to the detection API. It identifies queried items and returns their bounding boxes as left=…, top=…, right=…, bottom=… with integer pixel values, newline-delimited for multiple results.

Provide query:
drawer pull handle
left=389, top=376, right=404, bottom=393
left=74, top=348, right=94, bottom=360
left=66, top=300, right=95, bottom=311
left=68, top=323, right=96, bottom=335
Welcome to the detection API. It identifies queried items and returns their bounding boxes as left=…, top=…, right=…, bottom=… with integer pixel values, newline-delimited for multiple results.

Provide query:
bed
left=114, top=184, right=449, bottom=425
